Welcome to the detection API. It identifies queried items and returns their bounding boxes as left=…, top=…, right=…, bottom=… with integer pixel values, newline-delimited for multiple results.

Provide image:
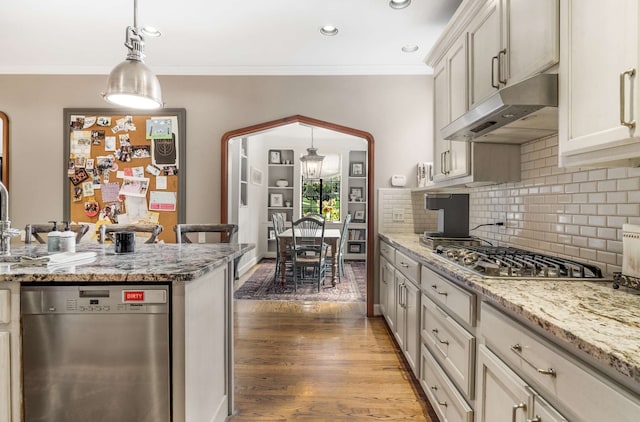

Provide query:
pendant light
left=300, top=127, right=325, bottom=180
left=103, top=0, right=163, bottom=109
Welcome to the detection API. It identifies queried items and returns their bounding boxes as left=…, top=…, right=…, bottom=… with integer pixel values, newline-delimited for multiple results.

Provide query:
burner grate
left=435, top=246, right=603, bottom=278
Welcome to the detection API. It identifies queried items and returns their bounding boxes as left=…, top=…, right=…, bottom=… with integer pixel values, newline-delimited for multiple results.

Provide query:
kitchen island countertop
left=0, top=242, right=253, bottom=283
left=380, top=232, right=640, bottom=389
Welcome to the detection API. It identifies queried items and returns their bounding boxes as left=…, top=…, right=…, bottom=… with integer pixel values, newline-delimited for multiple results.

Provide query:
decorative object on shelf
left=349, top=187, right=364, bottom=202
left=348, top=243, right=362, bottom=254
left=250, top=167, right=263, bottom=185
left=350, top=161, right=365, bottom=177
left=269, top=150, right=281, bottom=164
left=270, top=193, right=284, bottom=207
left=285, top=200, right=292, bottom=208
left=353, top=210, right=365, bottom=223
left=103, top=0, right=163, bottom=109
left=416, top=162, right=433, bottom=187
left=275, top=179, right=289, bottom=187
left=300, top=127, right=325, bottom=179
left=268, top=229, right=275, bottom=240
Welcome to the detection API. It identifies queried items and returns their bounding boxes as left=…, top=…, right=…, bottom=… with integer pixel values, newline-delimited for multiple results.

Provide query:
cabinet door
left=0, top=332, right=10, bottom=422
left=380, top=258, right=395, bottom=329
left=528, top=387, right=568, bottom=422
left=476, top=345, right=529, bottom=422
left=503, top=0, right=559, bottom=85
left=404, top=280, right=420, bottom=376
left=394, top=273, right=406, bottom=351
left=468, top=0, right=502, bottom=108
left=433, top=59, right=449, bottom=181
left=559, top=0, right=640, bottom=166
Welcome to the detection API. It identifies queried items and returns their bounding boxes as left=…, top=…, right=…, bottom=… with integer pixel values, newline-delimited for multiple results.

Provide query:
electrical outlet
left=392, top=208, right=405, bottom=222
left=198, top=232, right=206, bottom=243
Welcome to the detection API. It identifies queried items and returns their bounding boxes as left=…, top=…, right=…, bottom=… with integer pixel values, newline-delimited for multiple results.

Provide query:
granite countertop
left=0, top=243, right=254, bottom=283
left=379, top=232, right=640, bottom=388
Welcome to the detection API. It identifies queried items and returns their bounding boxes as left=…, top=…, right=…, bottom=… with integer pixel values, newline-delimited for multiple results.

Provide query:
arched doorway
left=221, top=115, right=375, bottom=316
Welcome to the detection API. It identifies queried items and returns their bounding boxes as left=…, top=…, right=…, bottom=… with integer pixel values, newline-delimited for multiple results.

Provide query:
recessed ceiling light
left=389, top=0, right=411, bottom=9
left=402, top=44, right=419, bottom=53
left=320, top=25, right=339, bottom=36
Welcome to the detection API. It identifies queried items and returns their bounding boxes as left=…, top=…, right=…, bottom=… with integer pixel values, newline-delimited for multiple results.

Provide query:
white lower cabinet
left=481, top=302, right=640, bottom=421
left=421, top=344, right=473, bottom=422
left=379, top=256, right=395, bottom=331
left=0, top=331, right=10, bottom=422
left=0, top=285, right=18, bottom=422
left=394, top=271, right=420, bottom=376
left=476, top=344, right=567, bottom=422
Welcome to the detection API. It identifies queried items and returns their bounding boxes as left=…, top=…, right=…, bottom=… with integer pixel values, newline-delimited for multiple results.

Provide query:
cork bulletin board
left=62, top=108, right=186, bottom=243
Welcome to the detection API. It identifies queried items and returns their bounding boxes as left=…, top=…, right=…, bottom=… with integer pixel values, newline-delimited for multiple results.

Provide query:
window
left=301, top=176, right=341, bottom=221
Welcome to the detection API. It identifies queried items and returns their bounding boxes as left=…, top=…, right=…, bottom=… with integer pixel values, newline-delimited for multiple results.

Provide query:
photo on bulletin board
left=62, top=108, right=186, bottom=244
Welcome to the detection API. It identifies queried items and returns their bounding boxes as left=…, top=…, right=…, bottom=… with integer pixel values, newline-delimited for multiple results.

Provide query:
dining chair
left=98, top=223, right=163, bottom=244
left=25, top=223, right=90, bottom=245
left=174, top=223, right=241, bottom=279
left=271, top=213, right=291, bottom=281
left=173, top=223, right=238, bottom=244
left=291, top=216, right=328, bottom=292
left=333, top=213, right=351, bottom=282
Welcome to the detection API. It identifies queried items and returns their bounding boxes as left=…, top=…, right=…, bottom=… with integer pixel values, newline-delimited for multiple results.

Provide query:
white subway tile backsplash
left=464, top=135, right=639, bottom=277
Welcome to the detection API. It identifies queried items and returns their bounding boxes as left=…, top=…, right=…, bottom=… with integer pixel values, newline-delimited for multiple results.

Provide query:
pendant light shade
left=103, top=0, right=163, bottom=109
left=300, top=127, right=325, bottom=179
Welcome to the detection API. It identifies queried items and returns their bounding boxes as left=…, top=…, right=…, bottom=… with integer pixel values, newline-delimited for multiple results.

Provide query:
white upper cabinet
left=468, top=0, right=559, bottom=109
left=558, top=0, right=640, bottom=167
left=433, top=35, right=471, bottom=182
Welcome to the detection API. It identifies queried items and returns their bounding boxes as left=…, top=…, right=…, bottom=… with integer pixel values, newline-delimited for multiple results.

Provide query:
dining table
left=277, top=228, right=341, bottom=286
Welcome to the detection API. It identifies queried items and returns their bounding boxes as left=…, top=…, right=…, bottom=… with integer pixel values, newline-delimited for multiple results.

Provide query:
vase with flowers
left=322, top=198, right=337, bottom=221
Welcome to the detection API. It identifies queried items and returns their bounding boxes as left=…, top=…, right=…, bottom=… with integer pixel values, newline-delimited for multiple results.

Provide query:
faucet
left=0, top=181, right=19, bottom=255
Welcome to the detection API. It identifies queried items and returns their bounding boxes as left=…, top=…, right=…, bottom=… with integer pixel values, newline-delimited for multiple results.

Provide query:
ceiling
left=0, top=0, right=461, bottom=76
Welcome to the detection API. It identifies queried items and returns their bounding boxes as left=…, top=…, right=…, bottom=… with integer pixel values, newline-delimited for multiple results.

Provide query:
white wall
left=0, top=75, right=433, bottom=247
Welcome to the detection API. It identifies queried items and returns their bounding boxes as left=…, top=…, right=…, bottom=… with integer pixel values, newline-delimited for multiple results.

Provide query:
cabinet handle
left=498, top=49, right=507, bottom=85
left=399, top=262, right=409, bottom=268
left=431, top=285, right=448, bottom=296
left=431, top=328, right=449, bottom=346
left=445, top=150, right=451, bottom=174
left=620, top=68, right=636, bottom=129
left=510, top=344, right=557, bottom=377
left=430, top=386, right=448, bottom=407
left=526, top=418, right=541, bottom=422
left=491, top=55, right=499, bottom=89
left=440, top=151, right=446, bottom=175
left=512, top=402, right=527, bottom=422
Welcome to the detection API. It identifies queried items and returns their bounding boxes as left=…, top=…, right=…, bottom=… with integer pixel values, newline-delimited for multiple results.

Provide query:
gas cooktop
left=434, top=245, right=603, bottom=279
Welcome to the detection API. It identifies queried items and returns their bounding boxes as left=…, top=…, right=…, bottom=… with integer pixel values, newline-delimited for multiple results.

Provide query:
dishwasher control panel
left=21, top=285, right=169, bottom=314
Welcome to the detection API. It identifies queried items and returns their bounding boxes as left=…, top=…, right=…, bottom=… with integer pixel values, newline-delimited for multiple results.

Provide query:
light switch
left=392, top=208, right=405, bottom=222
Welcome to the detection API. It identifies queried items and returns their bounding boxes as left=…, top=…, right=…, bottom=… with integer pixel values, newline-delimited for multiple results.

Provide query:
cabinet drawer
left=379, top=240, right=395, bottom=262
left=0, top=290, right=9, bottom=324
left=482, top=302, right=640, bottom=422
left=420, top=344, right=473, bottom=422
left=421, top=294, right=475, bottom=399
left=395, top=250, right=420, bottom=284
left=421, top=266, right=475, bottom=327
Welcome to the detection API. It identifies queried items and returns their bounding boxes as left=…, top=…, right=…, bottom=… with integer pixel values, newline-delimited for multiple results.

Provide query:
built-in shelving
left=346, top=150, right=367, bottom=258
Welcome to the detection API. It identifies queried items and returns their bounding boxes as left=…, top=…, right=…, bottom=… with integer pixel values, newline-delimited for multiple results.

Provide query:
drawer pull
left=399, top=262, right=409, bottom=268
left=526, top=418, right=541, bottom=422
left=512, top=402, right=526, bottom=422
left=510, top=344, right=557, bottom=378
left=431, top=285, right=448, bottom=296
left=431, top=328, right=449, bottom=346
left=430, top=386, right=447, bottom=407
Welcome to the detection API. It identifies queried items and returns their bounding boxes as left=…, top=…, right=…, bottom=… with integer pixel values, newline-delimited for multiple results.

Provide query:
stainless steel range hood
left=441, top=73, right=558, bottom=144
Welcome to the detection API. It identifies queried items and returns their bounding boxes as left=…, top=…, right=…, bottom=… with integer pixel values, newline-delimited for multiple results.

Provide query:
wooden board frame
left=63, top=108, right=186, bottom=243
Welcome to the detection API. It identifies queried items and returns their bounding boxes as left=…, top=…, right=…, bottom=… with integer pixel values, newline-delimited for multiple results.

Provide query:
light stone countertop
left=0, top=243, right=254, bottom=283
left=379, top=232, right=640, bottom=389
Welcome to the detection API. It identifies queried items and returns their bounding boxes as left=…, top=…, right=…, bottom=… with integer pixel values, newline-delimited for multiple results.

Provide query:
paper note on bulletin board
left=63, top=108, right=186, bottom=243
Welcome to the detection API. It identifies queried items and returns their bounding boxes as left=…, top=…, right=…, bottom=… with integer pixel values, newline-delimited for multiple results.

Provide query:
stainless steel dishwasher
left=21, top=284, right=171, bottom=422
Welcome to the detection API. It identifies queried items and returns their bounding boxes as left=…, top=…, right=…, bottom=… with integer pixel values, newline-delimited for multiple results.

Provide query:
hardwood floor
left=231, top=299, right=436, bottom=421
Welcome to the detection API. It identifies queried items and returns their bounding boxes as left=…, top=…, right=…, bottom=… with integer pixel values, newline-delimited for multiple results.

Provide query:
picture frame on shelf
left=349, top=187, right=364, bottom=202
left=353, top=210, right=365, bottom=222
left=270, top=193, right=284, bottom=207
left=348, top=243, right=362, bottom=254
left=350, top=162, right=365, bottom=177
left=269, top=150, right=281, bottom=164
left=268, top=229, right=275, bottom=240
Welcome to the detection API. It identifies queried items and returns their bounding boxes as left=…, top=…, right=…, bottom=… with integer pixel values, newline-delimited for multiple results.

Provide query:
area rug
left=234, top=259, right=366, bottom=302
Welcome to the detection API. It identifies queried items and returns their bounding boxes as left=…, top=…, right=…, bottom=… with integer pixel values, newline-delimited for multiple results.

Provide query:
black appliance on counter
left=435, top=245, right=603, bottom=279
left=424, top=193, right=470, bottom=237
